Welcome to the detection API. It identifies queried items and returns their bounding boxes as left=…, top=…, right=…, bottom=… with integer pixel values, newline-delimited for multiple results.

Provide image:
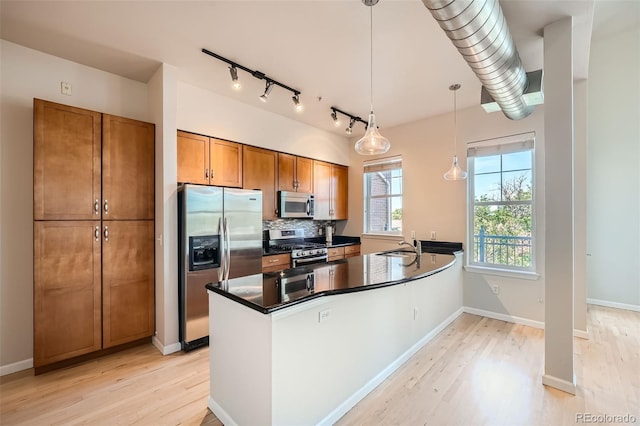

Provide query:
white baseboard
left=463, top=306, right=545, bottom=329
left=464, top=307, right=590, bottom=339
left=0, top=358, right=33, bottom=376
left=587, top=298, right=640, bottom=313
left=152, top=336, right=181, bottom=355
left=542, top=373, right=576, bottom=395
left=208, top=396, right=238, bottom=426
left=318, top=306, right=465, bottom=426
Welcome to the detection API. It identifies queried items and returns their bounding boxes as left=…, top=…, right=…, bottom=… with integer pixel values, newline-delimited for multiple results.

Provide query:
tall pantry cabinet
left=33, top=99, right=155, bottom=370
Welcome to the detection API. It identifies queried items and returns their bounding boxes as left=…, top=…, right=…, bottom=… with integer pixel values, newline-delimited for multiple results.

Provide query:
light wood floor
left=1, top=305, right=638, bottom=426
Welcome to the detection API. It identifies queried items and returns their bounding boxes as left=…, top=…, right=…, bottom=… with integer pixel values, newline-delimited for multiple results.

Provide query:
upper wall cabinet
left=243, top=145, right=278, bottom=220
left=177, top=131, right=242, bottom=188
left=313, top=161, right=348, bottom=220
left=278, top=153, right=313, bottom=194
left=34, top=100, right=102, bottom=220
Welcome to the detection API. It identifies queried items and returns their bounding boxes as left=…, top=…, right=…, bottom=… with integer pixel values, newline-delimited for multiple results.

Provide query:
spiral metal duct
left=422, top=0, right=535, bottom=120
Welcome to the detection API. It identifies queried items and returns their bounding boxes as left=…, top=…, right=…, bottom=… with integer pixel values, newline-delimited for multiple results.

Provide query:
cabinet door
left=296, top=157, right=314, bottom=194
left=332, top=164, right=349, bottom=220
left=33, top=99, right=101, bottom=220
left=313, top=160, right=332, bottom=220
left=177, top=131, right=209, bottom=185
left=278, top=153, right=296, bottom=192
left=102, top=220, right=155, bottom=348
left=210, top=138, right=243, bottom=188
left=243, top=146, right=278, bottom=219
left=102, top=115, right=155, bottom=220
left=34, top=221, right=102, bottom=367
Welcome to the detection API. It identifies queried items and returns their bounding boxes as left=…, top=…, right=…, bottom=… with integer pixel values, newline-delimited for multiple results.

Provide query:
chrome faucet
left=398, top=239, right=422, bottom=257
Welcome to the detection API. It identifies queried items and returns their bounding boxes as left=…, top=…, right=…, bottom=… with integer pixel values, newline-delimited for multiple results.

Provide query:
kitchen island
left=206, top=250, right=463, bottom=426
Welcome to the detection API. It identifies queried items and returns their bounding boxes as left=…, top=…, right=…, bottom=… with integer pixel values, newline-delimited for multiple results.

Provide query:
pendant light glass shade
left=443, top=83, right=467, bottom=181
left=444, top=155, right=468, bottom=180
left=355, top=0, right=390, bottom=155
left=355, top=112, right=391, bottom=155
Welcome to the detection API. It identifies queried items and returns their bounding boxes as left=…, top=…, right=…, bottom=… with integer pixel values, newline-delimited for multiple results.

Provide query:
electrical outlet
left=491, top=284, right=500, bottom=295
left=318, top=309, right=332, bottom=323
left=410, top=230, right=416, bottom=239
left=61, top=81, right=72, bottom=96
left=430, top=231, right=436, bottom=240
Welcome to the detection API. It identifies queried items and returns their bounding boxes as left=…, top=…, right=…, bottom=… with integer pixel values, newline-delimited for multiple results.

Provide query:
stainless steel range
left=268, top=229, right=328, bottom=268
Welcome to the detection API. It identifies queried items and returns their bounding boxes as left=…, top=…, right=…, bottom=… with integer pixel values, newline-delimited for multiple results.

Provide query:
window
left=363, top=156, right=402, bottom=235
left=467, top=133, right=535, bottom=273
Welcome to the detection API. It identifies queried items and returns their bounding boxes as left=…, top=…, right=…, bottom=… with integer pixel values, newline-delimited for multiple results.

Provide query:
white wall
left=343, top=104, right=548, bottom=323
left=586, top=26, right=640, bottom=309
left=0, top=40, right=149, bottom=371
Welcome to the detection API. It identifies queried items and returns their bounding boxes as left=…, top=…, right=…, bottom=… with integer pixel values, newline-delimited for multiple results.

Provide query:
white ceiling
left=1, top=0, right=635, bottom=137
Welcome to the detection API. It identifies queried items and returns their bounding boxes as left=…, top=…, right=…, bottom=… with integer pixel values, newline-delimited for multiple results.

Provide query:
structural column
left=543, top=17, right=576, bottom=394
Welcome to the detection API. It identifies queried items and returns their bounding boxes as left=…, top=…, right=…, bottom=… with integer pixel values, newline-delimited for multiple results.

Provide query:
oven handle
left=306, top=199, right=311, bottom=216
left=293, top=254, right=328, bottom=267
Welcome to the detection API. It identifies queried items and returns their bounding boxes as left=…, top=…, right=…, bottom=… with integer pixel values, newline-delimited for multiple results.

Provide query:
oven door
left=292, top=254, right=328, bottom=268
left=278, top=191, right=314, bottom=218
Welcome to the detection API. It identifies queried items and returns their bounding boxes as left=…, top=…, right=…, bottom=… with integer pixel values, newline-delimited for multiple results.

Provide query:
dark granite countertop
left=206, top=250, right=457, bottom=314
left=262, top=235, right=361, bottom=256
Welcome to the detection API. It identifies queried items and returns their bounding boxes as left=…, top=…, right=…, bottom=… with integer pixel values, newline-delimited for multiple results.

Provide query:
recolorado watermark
left=576, top=413, right=637, bottom=423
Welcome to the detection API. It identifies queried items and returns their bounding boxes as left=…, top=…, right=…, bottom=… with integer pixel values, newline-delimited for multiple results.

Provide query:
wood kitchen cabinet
left=33, top=99, right=155, bottom=371
left=244, top=145, right=278, bottom=219
left=344, top=244, right=361, bottom=258
left=313, top=161, right=349, bottom=220
left=177, top=131, right=242, bottom=187
left=33, top=100, right=102, bottom=220
left=262, top=253, right=292, bottom=273
left=278, top=153, right=313, bottom=193
left=33, top=221, right=102, bottom=367
left=102, top=220, right=155, bottom=348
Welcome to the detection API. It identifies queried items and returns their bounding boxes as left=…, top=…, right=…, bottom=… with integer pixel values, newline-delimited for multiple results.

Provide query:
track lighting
left=202, top=48, right=303, bottom=111
left=330, top=107, right=367, bottom=136
left=259, top=81, right=274, bottom=102
left=229, top=66, right=241, bottom=90
left=292, top=93, right=303, bottom=112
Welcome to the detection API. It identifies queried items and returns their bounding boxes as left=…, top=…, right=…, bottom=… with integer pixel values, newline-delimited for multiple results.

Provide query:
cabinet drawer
left=262, top=253, right=291, bottom=272
left=327, top=246, right=345, bottom=261
left=344, top=244, right=361, bottom=257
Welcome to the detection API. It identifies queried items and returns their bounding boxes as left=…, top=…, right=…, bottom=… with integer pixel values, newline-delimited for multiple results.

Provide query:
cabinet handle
left=205, top=169, right=209, bottom=180
left=104, top=225, right=109, bottom=242
left=104, top=199, right=109, bottom=215
left=211, top=169, right=215, bottom=180
left=94, top=199, right=100, bottom=215
left=95, top=226, right=100, bottom=241
left=269, top=259, right=278, bottom=263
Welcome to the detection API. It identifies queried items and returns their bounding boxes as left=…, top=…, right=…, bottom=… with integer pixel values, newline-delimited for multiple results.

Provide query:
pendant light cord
left=369, top=5, right=373, bottom=112
left=453, top=87, right=457, bottom=153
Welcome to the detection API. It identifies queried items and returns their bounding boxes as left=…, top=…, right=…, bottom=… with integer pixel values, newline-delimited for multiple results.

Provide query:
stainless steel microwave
left=278, top=191, right=314, bottom=218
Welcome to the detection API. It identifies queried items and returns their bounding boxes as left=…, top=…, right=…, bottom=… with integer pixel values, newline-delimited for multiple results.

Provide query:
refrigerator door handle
left=224, top=217, right=231, bottom=281
left=218, top=217, right=225, bottom=282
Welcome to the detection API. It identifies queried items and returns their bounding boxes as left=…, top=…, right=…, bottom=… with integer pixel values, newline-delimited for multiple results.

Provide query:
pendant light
left=355, top=0, right=391, bottom=156
left=443, top=83, right=468, bottom=180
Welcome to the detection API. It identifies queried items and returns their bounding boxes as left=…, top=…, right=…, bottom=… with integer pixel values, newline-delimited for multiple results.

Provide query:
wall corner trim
left=152, top=337, right=181, bottom=356
left=542, top=373, right=577, bottom=395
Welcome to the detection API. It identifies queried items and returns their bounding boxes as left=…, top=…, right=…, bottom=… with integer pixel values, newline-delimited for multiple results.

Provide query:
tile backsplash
left=263, top=219, right=336, bottom=238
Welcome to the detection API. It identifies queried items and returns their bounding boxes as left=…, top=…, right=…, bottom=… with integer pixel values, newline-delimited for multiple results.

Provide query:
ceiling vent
left=422, top=0, right=543, bottom=120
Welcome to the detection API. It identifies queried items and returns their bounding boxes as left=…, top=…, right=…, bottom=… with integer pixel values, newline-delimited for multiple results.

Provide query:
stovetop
left=271, top=241, right=326, bottom=251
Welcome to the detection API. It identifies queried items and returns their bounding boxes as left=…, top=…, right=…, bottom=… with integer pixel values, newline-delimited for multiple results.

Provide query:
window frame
left=362, top=156, right=403, bottom=236
left=466, top=133, right=538, bottom=278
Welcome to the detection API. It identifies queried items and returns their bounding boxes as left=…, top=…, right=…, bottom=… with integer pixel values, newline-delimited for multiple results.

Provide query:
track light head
left=346, top=118, right=356, bottom=135
left=259, top=80, right=274, bottom=102
left=292, top=93, right=303, bottom=112
left=331, top=110, right=341, bottom=127
left=229, top=66, right=241, bottom=90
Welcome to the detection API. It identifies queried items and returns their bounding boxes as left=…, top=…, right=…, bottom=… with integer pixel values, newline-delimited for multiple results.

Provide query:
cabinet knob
left=104, top=199, right=109, bottom=215
left=104, top=225, right=109, bottom=242
left=211, top=169, right=215, bottom=180
left=94, top=199, right=100, bottom=215
left=205, top=169, right=209, bottom=179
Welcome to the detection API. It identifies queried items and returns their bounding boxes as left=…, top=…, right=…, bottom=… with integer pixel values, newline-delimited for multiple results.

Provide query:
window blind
left=363, top=155, right=402, bottom=173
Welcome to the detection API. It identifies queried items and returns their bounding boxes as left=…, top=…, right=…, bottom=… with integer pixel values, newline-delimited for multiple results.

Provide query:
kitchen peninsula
left=206, top=249, right=463, bottom=425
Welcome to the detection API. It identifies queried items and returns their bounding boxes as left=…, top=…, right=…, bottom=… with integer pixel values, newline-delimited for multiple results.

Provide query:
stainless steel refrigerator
left=178, top=184, right=262, bottom=350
